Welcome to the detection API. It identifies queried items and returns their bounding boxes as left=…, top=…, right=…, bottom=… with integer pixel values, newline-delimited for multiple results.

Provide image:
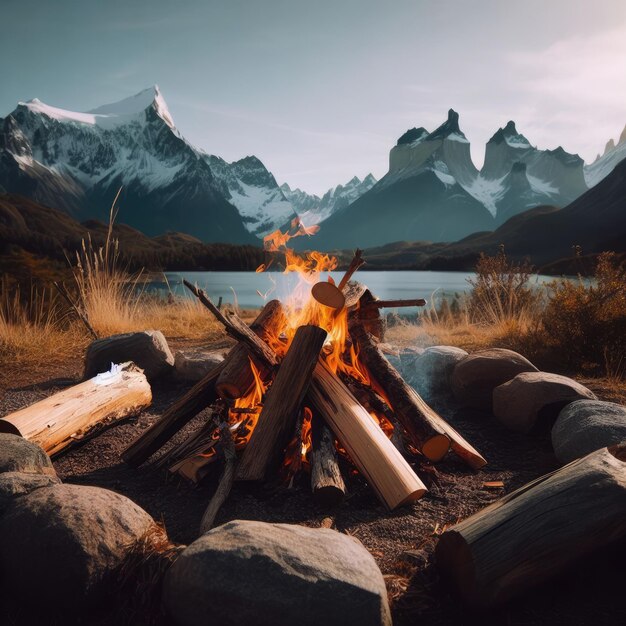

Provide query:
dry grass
left=387, top=250, right=626, bottom=381
left=0, top=277, right=87, bottom=364
left=0, top=193, right=223, bottom=366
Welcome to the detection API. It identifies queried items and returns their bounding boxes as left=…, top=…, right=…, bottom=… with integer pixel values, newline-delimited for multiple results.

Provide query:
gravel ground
left=1, top=343, right=624, bottom=626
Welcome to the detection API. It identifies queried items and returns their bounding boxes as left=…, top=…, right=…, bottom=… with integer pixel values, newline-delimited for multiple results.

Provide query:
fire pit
left=121, top=219, right=486, bottom=528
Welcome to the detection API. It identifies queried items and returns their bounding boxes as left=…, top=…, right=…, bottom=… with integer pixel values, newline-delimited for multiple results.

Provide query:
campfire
left=122, top=218, right=487, bottom=525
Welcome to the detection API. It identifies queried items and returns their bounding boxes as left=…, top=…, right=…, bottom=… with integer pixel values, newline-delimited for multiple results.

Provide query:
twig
left=338, top=249, right=365, bottom=291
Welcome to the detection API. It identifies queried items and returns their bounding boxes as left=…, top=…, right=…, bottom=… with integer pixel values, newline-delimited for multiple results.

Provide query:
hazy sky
left=1, top=0, right=625, bottom=194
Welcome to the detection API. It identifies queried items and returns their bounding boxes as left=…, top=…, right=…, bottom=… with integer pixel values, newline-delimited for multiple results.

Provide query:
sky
left=1, top=0, right=625, bottom=195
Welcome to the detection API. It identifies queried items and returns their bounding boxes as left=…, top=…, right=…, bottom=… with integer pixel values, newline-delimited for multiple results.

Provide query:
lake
left=148, top=271, right=556, bottom=312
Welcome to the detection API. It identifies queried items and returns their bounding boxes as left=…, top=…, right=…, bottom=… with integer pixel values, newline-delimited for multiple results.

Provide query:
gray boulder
left=411, top=345, right=468, bottom=402
left=174, top=349, right=225, bottom=382
left=385, top=346, right=424, bottom=386
left=552, top=400, right=626, bottom=463
left=84, top=330, right=174, bottom=381
left=0, top=433, right=56, bottom=476
left=0, top=484, right=154, bottom=612
left=164, top=519, right=391, bottom=626
left=493, top=372, right=597, bottom=433
left=451, top=348, right=539, bottom=412
left=0, top=471, right=60, bottom=514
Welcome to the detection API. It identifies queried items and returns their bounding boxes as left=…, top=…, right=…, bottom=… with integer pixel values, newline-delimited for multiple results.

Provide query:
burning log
left=237, top=325, right=327, bottom=481
left=308, top=361, right=427, bottom=510
left=216, top=300, right=286, bottom=399
left=349, top=321, right=451, bottom=462
left=0, top=362, right=151, bottom=456
left=310, top=411, right=346, bottom=506
left=121, top=362, right=224, bottom=467
left=435, top=444, right=626, bottom=607
left=353, top=289, right=386, bottom=340
left=199, top=422, right=237, bottom=534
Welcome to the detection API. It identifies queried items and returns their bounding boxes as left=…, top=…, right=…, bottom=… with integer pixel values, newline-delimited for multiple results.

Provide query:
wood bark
left=307, top=361, right=427, bottom=510
left=121, top=362, right=224, bottom=467
left=237, top=325, right=327, bottom=481
left=310, top=412, right=346, bottom=505
left=215, top=300, right=286, bottom=399
left=0, top=362, right=151, bottom=456
left=435, top=443, right=626, bottom=607
left=349, top=321, right=451, bottom=461
left=362, top=298, right=427, bottom=310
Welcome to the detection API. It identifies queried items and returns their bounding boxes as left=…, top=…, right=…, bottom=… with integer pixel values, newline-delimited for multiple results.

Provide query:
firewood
left=361, top=298, right=427, bottom=310
left=216, top=300, right=286, bottom=399
left=349, top=321, right=451, bottom=462
left=337, top=249, right=365, bottom=290
left=183, top=280, right=278, bottom=367
left=436, top=444, right=626, bottom=607
left=342, top=280, right=368, bottom=309
left=0, top=362, right=151, bottom=456
left=121, top=362, right=224, bottom=467
left=353, top=289, right=385, bottom=340
left=199, top=423, right=237, bottom=535
left=154, top=413, right=220, bottom=469
left=307, top=361, right=427, bottom=510
left=237, top=325, right=327, bottom=481
left=310, top=412, right=346, bottom=506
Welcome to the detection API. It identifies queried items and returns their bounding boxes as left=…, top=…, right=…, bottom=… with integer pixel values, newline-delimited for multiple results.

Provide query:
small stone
left=493, top=372, right=597, bottom=433
left=164, top=519, right=391, bottom=626
left=451, top=348, right=539, bottom=412
left=552, top=400, right=626, bottom=463
left=174, top=349, right=225, bottom=382
left=0, top=433, right=56, bottom=477
left=84, top=330, right=174, bottom=381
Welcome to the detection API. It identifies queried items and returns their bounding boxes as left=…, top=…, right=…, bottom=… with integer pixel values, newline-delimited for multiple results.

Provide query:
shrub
left=542, top=252, right=626, bottom=376
left=464, top=247, right=543, bottom=325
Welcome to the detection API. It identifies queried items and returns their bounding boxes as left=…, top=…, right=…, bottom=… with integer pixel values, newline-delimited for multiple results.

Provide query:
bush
left=542, top=252, right=626, bottom=376
left=465, top=247, right=543, bottom=325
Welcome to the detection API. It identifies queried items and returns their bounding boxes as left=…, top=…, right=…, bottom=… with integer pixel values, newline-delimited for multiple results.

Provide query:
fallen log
left=199, top=422, right=237, bottom=535
left=237, top=325, right=327, bottom=481
left=435, top=443, right=626, bottom=607
left=121, top=361, right=224, bottom=467
left=310, top=411, right=346, bottom=506
left=0, top=362, right=151, bottom=456
left=307, top=361, right=427, bottom=510
left=349, top=321, right=451, bottom=462
left=216, top=300, right=286, bottom=399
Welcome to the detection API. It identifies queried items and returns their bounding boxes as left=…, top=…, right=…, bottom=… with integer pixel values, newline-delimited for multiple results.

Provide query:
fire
left=228, top=358, right=269, bottom=449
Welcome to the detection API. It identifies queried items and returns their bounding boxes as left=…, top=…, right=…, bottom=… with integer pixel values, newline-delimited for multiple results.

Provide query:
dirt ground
left=1, top=337, right=625, bottom=626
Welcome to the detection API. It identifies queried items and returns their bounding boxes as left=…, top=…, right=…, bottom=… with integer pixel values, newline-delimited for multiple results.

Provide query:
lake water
left=148, top=270, right=556, bottom=312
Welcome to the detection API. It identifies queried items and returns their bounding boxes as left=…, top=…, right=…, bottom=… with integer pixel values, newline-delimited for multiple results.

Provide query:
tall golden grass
left=0, top=192, right=220, bottom=365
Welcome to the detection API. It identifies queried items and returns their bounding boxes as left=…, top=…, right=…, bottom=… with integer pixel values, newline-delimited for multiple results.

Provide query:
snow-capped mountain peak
left=15, top=85, right=175, bottom=130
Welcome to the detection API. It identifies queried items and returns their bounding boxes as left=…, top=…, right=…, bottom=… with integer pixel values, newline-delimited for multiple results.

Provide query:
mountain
left=585, top=123, right=626, bottom=188
left=305, top=112, right=592, bottom=249
left=470, top=121, right=588, bottom=222
left=281, top=174, right=377, bottom=225
left=0, top=87, right=292, bottom=244
left=362, top=156, right=626, bottom=270
left=0, top=193, right=264, bottom=280
left=204, top=154, right=296, bottom=237
left=306, top=110, right=495, bottom=249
